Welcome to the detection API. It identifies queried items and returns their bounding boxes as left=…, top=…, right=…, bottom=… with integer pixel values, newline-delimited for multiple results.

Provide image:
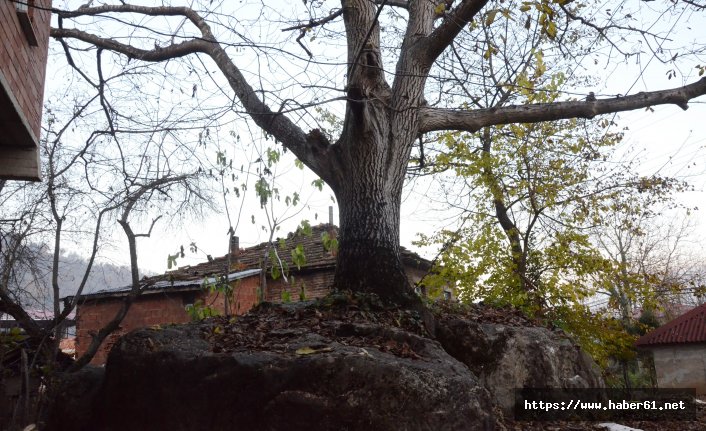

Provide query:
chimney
left=326, top=207, right=338, bottom=256
left=230, top=235, right=240, bottom=262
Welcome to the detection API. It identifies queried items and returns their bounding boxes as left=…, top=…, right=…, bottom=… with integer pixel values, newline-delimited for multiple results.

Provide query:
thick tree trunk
left=325, top=0, right=430, bottom=307
left=333, top=179, right=417, bottom=305
left=328, top=98, right=421, bottom=305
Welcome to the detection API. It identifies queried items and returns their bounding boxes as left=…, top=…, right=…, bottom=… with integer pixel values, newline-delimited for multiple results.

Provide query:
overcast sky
left=43, top=1, right=706, bottom=275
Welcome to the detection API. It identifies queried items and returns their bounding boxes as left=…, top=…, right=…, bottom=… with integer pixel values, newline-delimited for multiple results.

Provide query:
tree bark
left=328, top=89, right=421, bottom=305
left=322, top=0, right=425, bottom=305
left=333, top=161, right=415, bottom=304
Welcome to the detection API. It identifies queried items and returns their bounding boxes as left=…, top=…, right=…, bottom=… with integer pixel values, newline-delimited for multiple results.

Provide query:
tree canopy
left=48, top=0, right=706, bottom=304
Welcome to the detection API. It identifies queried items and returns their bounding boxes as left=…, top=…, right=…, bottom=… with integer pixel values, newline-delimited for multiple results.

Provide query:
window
left=181, top=291, right=198, bottom=307
left=15, top=0, right=38, bottom=46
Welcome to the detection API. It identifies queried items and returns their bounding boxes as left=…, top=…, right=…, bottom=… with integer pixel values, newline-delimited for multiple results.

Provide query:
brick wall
left=265, top=270, right=335, bottom=303
left=0, top=0, right=51, bottom=140
left=208, top=276, right=259, bottom=317
left=75, top=277, right=261, bottom=365
left=75, top=293, right=194, bottom=365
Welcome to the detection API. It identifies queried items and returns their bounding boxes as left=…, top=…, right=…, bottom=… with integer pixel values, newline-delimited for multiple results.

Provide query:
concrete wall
left=648, top=344, right=706, bottom=394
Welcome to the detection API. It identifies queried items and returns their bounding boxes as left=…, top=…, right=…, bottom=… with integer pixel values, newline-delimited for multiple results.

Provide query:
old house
left=68, top=224, right=434, bottom=365
left=0, top=0, right=52, bottom=180
left=636, top=303, right=706, bottom=394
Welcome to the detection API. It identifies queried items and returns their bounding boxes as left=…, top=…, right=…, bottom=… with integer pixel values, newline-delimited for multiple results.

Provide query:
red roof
left=67, top=223, right=432, bottom=302
left=636, top=303, right=705, bottom=346
left=160, top=223, right=430, bottom=282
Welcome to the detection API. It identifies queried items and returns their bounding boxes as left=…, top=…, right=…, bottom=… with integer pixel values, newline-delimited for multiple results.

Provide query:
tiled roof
left=636, top=303, right=705, bottom=346
left=158, top=223, right=430, bottom=281
left=69, top=224, right=431, bottom=300
left=67, top=269, right=261, bottom=301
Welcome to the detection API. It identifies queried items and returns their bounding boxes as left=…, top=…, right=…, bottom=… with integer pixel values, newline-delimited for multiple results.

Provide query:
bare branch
left=134, top=215, right=164, bottom=238
left=419, top=77, right=706, bottom=133
left=51, top=4, right=340, bottom=186
left=682, top=0, right=706, bottom=10
left=281, top=9, right=343, bottom=32
left=53, top=4, right=204, bottom=25
left=50, top=27, right=211, bottom=61
left=374, top=0, right=409, bottom=8
left=422, top=0, right=489, bottom=66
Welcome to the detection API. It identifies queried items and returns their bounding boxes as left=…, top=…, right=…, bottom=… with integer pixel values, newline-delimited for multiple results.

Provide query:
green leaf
left=270, top=263, right=281, bottom=280
left=545, top=21, right=557, bottom=39
left=485, top=9, right=499, bottom=26
left=291, top=244, right=307, bottom=270
left=265, top=147, right=280, bottom=167
left=321, top=231, right=339, bottom=254
left=167, top=254, right=178, bottom=270
left=311, top=178, right=324, bottom=191
left=255, top=177, right=271, bottom=207
left=297, top=219, right=312, bottom=236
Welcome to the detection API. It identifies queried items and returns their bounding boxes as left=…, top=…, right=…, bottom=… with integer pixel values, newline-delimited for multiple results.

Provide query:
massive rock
left=435, top=316, right=603, bottom=415
left=45, top=301, right=603, bottom=431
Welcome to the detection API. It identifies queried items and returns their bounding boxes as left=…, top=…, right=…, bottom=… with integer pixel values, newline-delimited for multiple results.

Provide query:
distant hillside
left=7, top=246, right=152, bottom=310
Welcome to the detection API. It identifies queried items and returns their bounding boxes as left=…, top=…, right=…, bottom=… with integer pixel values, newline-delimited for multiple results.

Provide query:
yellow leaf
left=546, top=21, right=557, bottom=39
left=295, top=346, right=333, bottom=355
left=485, top=9, right=499, bottom=26
left=295, top=346, right=317, bottom=355
left=434, top=3, right=446, bottom=15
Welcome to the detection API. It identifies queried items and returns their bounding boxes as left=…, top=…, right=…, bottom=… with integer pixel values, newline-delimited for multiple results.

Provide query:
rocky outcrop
left=45, top=301, right=603, bottom=431
left=436, top=316, right=603, bottom=415
left=45, top=366, right=105, bottom=431
left=52, top=323, right=495, bottom=431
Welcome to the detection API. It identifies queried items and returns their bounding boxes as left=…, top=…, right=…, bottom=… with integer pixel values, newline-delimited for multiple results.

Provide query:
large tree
left=49, top=0, right=706, bottom=305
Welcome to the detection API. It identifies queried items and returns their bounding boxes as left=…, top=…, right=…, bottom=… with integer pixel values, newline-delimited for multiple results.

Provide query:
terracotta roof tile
left=636, top=303, right=706, bottom=346
left=66, top=224, right=431, bottom=301
left=156, top=223, right=430, bottom=282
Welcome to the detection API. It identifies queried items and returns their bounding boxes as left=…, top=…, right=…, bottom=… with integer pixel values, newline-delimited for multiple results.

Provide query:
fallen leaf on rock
left=295, top=346, right=333, bottom=355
